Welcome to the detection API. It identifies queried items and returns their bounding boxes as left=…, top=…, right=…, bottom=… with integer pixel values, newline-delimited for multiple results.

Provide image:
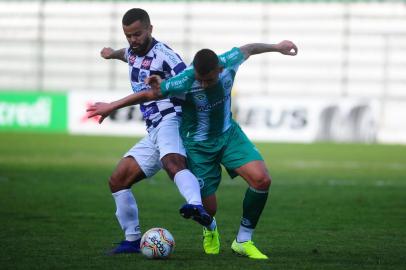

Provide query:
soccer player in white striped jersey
left=95, top=8, right=212, bottom=254
left=88, top=40, right=297, bottom=259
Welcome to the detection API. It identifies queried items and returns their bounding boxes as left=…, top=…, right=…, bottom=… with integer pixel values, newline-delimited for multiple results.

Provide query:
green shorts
left=183, top=121, right=263, bottom=198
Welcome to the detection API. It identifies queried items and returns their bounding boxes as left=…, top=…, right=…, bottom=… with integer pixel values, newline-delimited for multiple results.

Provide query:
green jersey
left=160, top=47, right=245, bottom=141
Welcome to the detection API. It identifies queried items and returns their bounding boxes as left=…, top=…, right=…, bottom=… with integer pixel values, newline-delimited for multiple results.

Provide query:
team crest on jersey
left=139, top=70, right=149, bottom=83
left=141, top=57, right=153, bottom=70
left=193, top=93, right=208, bottom=110
left=194, top=94, right=206, bottom=101
left=129, top=55, right=136, bottom=66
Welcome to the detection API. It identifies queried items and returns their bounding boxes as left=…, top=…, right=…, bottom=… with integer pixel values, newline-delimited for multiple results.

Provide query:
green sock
left=241, top=187, right=269, bottom=229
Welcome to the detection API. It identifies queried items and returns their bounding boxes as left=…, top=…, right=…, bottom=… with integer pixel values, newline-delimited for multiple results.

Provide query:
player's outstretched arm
left=87, top=75, right=165, bottom=124
left=239, top=41, right=298, bottom=59
left=86, top=91, right=158, bottom=124
left=100, top=47, right=127, bottom=62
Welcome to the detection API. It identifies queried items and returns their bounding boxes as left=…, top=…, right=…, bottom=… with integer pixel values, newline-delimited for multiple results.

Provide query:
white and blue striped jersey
left=124, top=38, right=186, bottom=131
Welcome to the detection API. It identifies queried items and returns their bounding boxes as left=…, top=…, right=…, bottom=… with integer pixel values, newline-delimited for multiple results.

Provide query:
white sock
left=236, top=225, right=254, bottom=243
left=206, top=217, right=217, bottom=231
left=174, top=169, right=202, bottom=205
left=112, top=189, right=142, bottom=241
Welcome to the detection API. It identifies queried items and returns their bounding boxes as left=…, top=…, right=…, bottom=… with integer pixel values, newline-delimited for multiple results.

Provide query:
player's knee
left=162, top=154, right=187, bottom=179
left=251, top=174, right=271, bottom=191
left=164, top=164, right=182, bottom=180
left=108, top=174, right=120, bottom=192
left=109, top=173, right=130, bottom=193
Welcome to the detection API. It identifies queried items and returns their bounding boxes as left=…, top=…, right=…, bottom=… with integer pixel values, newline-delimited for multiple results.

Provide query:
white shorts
left=124, top=116, right=186, bottom=178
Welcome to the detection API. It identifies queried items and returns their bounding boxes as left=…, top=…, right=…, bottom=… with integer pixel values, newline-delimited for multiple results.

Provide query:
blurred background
left=0, top=0, right=405, bottom=143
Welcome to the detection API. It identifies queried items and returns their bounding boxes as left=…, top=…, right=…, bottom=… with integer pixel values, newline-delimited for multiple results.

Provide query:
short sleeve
left=124, top=47, right=130, bottom=62
left=218, top=47, right=245, bottom=70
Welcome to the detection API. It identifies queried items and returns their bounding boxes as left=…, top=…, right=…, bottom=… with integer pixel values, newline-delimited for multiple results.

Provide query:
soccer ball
left=140, top=228, right=175, bottom=259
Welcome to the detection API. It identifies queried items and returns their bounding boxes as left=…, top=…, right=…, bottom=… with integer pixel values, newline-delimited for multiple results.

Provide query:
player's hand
left=275, top=40, right=298, bottom=56
left=145, top=75, right=163, bottom=90
left=86, top=102, right=113, bottom=124
left=100, top=47, right=114, bottom=59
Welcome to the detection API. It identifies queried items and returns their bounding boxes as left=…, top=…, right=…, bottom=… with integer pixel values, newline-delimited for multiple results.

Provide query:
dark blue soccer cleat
left=107, top=239, right=141, bottom=255
left=179, top=204, right=213, bottom=227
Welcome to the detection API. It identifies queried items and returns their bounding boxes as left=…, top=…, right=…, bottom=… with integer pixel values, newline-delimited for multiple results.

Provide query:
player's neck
left=136, top=37, right=154, bottom=57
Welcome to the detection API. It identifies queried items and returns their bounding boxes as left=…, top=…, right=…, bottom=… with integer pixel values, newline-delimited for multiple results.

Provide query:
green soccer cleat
left=203, top=227, right=220, bottom=254
left=231, top=239, right=268, bottom=259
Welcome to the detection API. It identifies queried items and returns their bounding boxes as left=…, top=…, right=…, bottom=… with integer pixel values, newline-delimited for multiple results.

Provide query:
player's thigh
left=185, top=141, right=222, bottom=198
left=124, top=136, right=162, bottom=178
left=111, top=156, right=145, bottom=185
left=221, top=122, right=265, bottom=179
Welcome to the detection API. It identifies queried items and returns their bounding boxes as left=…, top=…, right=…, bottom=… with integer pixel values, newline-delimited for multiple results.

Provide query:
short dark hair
left=193, top=49, right=219, bottom=76
left=122, top=8, right=150, bottom=26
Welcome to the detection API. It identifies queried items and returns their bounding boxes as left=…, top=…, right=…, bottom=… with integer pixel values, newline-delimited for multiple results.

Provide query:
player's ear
left=149, top=24, right=153, bottom=34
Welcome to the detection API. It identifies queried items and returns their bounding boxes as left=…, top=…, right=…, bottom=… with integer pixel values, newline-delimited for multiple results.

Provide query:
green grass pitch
left=0, top=132, right=405, bottom=270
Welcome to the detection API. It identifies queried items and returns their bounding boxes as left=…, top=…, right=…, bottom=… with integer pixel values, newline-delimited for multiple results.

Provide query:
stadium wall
left=0, top=1, right=405, bottom=144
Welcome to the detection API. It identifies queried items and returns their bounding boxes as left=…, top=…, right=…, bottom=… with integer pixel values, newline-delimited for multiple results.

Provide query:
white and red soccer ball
left=140, top=228, right=175, bottom=259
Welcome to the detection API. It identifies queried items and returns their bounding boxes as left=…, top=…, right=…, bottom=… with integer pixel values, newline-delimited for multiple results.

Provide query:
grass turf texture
left=0, top=132, right=405, bottom=270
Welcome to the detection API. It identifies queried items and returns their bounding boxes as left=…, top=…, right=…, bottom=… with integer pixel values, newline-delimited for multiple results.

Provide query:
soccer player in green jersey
left=87, top=40, right=298, bottom=259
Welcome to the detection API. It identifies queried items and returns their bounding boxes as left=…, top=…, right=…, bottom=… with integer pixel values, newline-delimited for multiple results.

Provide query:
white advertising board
left=235, top=97, right=380, bottom=143
left=376, top=100, right=406, bottom=144
left=68, top=91, right=381, bottom=143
